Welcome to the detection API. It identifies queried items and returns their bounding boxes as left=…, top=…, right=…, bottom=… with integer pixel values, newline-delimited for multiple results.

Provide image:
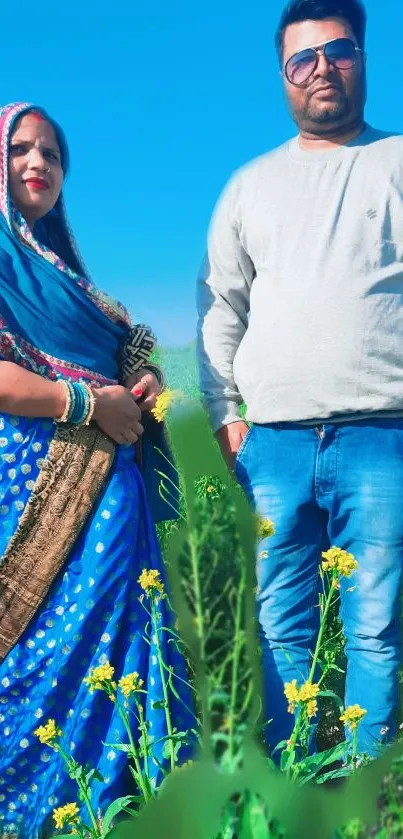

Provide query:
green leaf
left=239, top=793, right=269, bottom=839
left=151, top=699, right=167, bottom=710
left=68, top=764, right=86, bottom=782
left=271, top=739, right=289, bottom=755
left=280, top=748, right=296, bottom=772
left=315, top=765, right=353, bottom=784
left=85, top=767, right=105, bottom=785
left=101, top=795, right=141, bottom=834
left=296, top=742, right=347, bottom=784
left=102, top=742, right=132, bottom=754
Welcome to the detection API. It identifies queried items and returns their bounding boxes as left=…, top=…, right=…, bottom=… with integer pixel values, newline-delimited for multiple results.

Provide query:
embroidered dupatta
left=0, top=102, right=158, bottom=658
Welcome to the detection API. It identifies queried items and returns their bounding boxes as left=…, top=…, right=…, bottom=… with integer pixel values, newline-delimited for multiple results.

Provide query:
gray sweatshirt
left=197, top=125, right=403, bottom=432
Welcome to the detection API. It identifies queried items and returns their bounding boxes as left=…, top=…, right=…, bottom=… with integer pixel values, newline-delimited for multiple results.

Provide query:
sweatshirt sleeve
left=196, top=175, right=256, bottom=432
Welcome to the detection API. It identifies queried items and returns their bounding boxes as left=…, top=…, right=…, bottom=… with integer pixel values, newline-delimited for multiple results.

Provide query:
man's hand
left=125, top=370, right=162, bottom=411
left=216, top=420, right=250, bottom=468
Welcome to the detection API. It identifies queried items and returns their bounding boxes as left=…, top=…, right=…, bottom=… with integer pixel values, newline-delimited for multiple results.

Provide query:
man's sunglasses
left=284, top=37, right=363, bottom=87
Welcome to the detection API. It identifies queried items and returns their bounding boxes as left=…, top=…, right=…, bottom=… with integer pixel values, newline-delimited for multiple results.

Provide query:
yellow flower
left=298, top=682, right=320, bottom=703
left=118, top=672, right=144, bottom=698
left=138, top=568, right=165, bottom=597
left=53, top=802, right=80, bottom=830
left=206, top=485, right=215, bottom=494
left=34, top=718, right=62, bottom=745
left=283, top=680, right=320, bottom=715
left=306, top=699, right=318, bottom=718
left=284, top=679, right=300, bottom=714
left=321, top=547, right=358, bottom=578
left=151, top=389, right=182, bottom=423
left=255, top=516, right=275, bottom=540
left=340, top=704, right=367, bottom=731
left=83, top=663, right=117, bottom=694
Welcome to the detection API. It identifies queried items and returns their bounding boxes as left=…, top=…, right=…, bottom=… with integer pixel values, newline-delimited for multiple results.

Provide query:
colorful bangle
left=55, top=380, right=74, bottom=423
left=55, top=380, right=97, bottom=426
left=81, top=383, right=96, bottom=426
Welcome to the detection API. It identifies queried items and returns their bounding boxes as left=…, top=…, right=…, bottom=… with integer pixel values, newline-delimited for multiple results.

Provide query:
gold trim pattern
left=0, top=424, right=115, bottom=660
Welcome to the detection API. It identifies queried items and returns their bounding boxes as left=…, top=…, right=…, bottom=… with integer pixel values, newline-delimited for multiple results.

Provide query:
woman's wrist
left=55, top=381, right=98, bottom=425
left=54, top=380, right=69, bottom=420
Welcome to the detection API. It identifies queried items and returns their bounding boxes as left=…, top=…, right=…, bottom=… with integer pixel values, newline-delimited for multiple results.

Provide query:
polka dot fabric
left=0, top=416, right=195, bottom=838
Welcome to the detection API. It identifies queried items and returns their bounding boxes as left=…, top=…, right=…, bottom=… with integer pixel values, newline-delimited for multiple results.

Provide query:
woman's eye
left=10, top=144, right=26, bottom=154
left=45, top=150, right=59, bottom=162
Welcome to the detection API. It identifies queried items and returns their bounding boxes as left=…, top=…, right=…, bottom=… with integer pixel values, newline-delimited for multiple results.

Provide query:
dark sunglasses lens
left=325, top=38, right=356, bottom=68
left=286, top=49, right=317, bottom=84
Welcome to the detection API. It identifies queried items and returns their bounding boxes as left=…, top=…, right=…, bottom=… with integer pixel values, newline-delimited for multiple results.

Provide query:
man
left=196, top=0, right=403, bottom=758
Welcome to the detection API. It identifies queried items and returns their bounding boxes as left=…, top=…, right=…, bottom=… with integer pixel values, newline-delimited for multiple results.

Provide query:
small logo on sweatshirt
left=365, top=208, right=377, bottom=220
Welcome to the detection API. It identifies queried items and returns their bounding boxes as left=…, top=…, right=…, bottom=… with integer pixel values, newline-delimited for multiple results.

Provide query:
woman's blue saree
left=0, top=102, right=194, bottom=838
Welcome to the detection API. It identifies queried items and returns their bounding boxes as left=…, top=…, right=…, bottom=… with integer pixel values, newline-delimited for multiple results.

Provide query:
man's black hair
left=275, top=0, right=367, bottom=64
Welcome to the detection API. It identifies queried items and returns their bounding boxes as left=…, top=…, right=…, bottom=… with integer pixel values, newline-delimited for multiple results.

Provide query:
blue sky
left=1, top=0, right=401, bottom=345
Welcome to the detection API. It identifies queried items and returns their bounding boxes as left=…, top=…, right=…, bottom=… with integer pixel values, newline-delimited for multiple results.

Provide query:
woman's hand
left=125, top=369, right=162, bottom=411
left=92, top=384, right=143, bottom=445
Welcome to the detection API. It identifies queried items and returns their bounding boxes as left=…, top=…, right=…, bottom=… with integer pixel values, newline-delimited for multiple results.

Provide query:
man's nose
left=315, top=52, right=332, bottom=77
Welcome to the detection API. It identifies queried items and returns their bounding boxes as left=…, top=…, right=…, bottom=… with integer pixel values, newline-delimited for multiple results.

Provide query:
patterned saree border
left=0, top=423, right=115, bottom=660
left=0, top=316, right=117, bottom=385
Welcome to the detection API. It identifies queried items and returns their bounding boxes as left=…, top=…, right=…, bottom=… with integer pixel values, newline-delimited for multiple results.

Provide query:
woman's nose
left=27, top=148, right=47, bottom=170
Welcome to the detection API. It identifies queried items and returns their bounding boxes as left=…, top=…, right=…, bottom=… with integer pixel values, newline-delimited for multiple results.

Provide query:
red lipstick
left=24, top=178, right=49, bottom=191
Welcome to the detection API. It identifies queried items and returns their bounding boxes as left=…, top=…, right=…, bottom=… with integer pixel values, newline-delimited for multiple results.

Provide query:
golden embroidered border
left=0, top=424, right=115, bottom=660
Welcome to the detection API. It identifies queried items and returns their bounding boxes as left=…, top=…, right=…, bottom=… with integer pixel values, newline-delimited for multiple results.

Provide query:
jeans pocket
left=234, top=424, right=254, bottom=470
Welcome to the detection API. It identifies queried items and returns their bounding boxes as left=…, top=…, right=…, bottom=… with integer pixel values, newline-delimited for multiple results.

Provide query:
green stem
left=352, top=727, right=358, bottom=769
left=188, top=529, right=206, bottom=664
left=56, top=745, right=100, bottom=836
left=228, top=567, right=246, bottom=762
left=76, top=778, right=101, bottom=837
left=287, top=580, right=338, bottom=764
left=138, top=701, right=154, bottom=795
left=308, top=581, right=337, bottom=683
left=152, top=597, right=176, bottom=772
left=118, top=704, right=150, bottom=802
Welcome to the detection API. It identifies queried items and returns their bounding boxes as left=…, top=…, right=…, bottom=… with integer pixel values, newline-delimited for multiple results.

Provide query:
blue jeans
left=235, top=419, right=403, bottom=757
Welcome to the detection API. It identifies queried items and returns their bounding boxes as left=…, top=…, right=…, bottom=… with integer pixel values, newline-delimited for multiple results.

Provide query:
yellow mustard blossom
left=151, top=389, right=182, bottom=423
left=255, top=516, right=275, bottom=540
left=34, top=718, right=62, bottom=745
left=298, top=682, right=320, bottom=703
left=83, top=662, right=117, bottom=694
left=340, top=704, right=367, bottom=731
left=206, top=485, right=215, bottom=494
left=53, top=802, right=80, bottom=830
left=321, top=547, right=358, bottom=578
left=118, top=672, right=144, bottom=698
left=284, top=679, right=300, bottom=714
left=284, top=680, right=320, bottom=716
left=306, top=699, right=318, bottom=718
left=138, top=568, right=165, bottom=597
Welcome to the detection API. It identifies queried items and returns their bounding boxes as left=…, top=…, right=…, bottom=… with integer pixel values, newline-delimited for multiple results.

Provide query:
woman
left=0, top=102, right=194, bottom=837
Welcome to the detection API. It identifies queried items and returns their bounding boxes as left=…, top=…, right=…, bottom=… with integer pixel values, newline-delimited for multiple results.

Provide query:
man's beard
left=305, top=92, right=350, bottom=123
left=288, top=75, right=366, bottom=134
left=294, top=90, right=350, bottom=127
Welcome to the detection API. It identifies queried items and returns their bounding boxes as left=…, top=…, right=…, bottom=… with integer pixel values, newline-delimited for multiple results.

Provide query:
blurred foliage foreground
left=45, top=401, right=403, bottom=839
